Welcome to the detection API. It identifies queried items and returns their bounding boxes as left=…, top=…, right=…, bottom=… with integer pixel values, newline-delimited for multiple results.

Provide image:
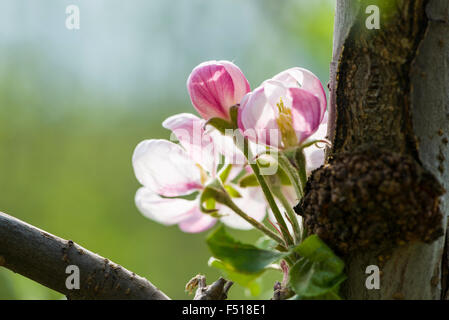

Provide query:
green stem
left=233, top=131, right=294, bottom=247
left=278, top=152, right=304, bottom=200
left=248, top=162, right=294, bottom=247
left=271, top=185, right=301, bottom=244
left=290, top=149, right=309, bottom=242
left=283, top=255, right=295, bottom=267
left=301, top=222, right=308, bottom=243
left=278, top=150, right=312, bottom=243
left=223, top=196, right=286, bottom=249
left=295, top=149, right=307, bottom=191
left=287, top=250, right=300, bottom=264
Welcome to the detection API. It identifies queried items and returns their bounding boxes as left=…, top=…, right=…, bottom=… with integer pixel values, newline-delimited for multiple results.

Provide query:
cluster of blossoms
left=132, top=60, right=328, bottom=245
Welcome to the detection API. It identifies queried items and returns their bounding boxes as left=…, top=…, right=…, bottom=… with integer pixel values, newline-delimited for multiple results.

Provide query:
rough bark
left=328, top=0, right=449, bottom=299
left=0, top=211, right=170, bottom=300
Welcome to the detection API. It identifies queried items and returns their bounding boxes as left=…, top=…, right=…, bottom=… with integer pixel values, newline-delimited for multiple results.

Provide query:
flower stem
left=271, top=185, right=301, bottom=244
left=286, top=148, right=309, bottom=242
left=278, top=152, right=304, bottom=200
left=283, top=255, right=295, bottom=267
left=222, top=196, right=286, bottom=249
left=233, top=130, right=294, bottom=247
left=294, top=149, right=308, bottom=192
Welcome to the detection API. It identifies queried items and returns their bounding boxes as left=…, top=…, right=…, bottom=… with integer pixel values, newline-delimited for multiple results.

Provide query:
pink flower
left=238, top=67, right=327, bottom=149
left=187, top=60, right=250, bottom=120
left=163, top=113, right=246, bottom=171
left=132, top=113, right=265, bottom=233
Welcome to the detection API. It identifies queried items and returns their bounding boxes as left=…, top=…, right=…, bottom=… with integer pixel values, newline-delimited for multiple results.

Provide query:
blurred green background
left=0, top=0, right=335, bottom=299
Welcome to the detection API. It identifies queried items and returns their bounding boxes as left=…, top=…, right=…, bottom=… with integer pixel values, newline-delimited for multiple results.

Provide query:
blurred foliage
left=258, top=0, right=335, bottom=81
left=0, top=0, right=334, bottom=299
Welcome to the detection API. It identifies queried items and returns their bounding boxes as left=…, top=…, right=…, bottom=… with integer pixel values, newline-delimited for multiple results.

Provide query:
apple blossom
left=238, top=68, right=327, bottom=149
left=187, top=60, right=250, bottom=121
left=132, top=114, right=266, bottom=233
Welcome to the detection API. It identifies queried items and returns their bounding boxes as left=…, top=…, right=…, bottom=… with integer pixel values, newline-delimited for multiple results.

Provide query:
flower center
left=276, top=98, right=297, bottom=148
left=196, top=164, right=209, bottom=185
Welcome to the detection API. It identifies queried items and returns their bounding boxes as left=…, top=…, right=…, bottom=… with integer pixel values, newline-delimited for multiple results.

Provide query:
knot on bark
left=295, top=150, right=445, bottom=256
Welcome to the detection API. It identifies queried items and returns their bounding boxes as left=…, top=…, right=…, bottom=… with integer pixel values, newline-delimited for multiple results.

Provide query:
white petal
left=135, top=187, right=197, bottom=225
left=207, top=128, right=246, bottom=166
left=304, top=147, right=325, bottom=175
left=303, top=111, right=328, bottom=174
left=219, top=186, right=267, bottom=230
left=132, top=139, right=202, bottom=197
left=163, top=113, right=217, bottom=175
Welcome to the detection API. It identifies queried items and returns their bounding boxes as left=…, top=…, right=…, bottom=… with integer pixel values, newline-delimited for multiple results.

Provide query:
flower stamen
left=276, top=98, right=297, bottom=148
left=196, top=164, right=209, bottom=185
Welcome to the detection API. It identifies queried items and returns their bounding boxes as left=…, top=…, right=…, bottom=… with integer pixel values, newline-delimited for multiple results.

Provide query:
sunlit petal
left=135, top=187, right=197, bottom=225
left=132, top=139, right=202, bottom=197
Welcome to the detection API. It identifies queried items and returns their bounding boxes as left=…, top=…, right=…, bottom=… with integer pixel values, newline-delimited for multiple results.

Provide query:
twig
left=0, top=211, right=170, bottom=300
left=187, top=275, right=233, bottom=300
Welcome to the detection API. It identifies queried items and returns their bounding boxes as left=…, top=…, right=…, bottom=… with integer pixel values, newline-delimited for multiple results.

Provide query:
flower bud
left=187, top=60, right=250, bottom=120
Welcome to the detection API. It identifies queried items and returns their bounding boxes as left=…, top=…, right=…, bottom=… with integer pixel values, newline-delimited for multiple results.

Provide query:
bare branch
left=0, top=211, right=170, bottom=300
left=187, top=275, right=233, bottom=300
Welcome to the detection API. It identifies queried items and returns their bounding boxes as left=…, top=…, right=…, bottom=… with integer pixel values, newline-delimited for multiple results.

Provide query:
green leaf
left=204, top=197, right=216, bottom=211
left=289, top=235, right=346, bottom=298
left=277, top=165, right=293, bottom=186
left=206, top=226, right=286, bottom=273
left=205, top=117, right=235, bottom=134
left=239, top=174, right=259, bottom=187
left=255, top=235, right=279, bottom=250
left=208, top=258, right=263, bottom=296
left=199, top=178, right=229, bottom=217
left=224, top=185, right=242, bottom=198
left=219, top=164, right=233, bottom=183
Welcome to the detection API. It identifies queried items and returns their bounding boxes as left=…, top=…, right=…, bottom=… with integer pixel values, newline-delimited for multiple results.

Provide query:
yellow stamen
left=196, top=164, right=208, bottom=185
left=276, top=98, right=297, bottom=148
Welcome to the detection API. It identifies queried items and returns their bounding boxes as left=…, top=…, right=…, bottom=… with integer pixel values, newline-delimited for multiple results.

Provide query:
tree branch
left=0, top=211, right=170, bottom=300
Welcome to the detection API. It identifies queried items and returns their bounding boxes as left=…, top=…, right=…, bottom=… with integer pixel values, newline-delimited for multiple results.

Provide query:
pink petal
left=178, top=208, right=217, bottom=233
left=187, top=60, right=250, bottom=120
left=135, top=187, right=198, bottom=225
left=273, top=67, right=327, bottom=121
left=289, top=88, right=322, bottom=143
left=220, top=60, right=251, bottom=105
left=132, top=139, right=202, bottom=197
left=238, top=86, right=282, bottom=148
left=306, top=111, right=328, bottom=142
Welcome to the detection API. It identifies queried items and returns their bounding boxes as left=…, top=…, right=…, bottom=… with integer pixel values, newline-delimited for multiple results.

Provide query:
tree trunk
left=327, top=0, right=449, bottom=299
